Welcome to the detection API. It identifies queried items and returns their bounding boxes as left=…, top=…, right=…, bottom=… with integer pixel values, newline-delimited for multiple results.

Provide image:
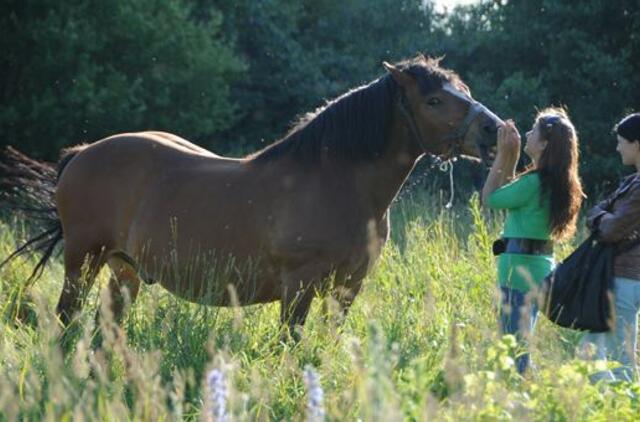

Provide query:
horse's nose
left=482, top=117, right=499, bottom=135
left=479, top=104, right=504, bottom=129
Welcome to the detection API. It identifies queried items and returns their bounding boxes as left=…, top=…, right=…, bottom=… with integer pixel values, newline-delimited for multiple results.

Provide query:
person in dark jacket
left=582, top=113, right=640, bottom=382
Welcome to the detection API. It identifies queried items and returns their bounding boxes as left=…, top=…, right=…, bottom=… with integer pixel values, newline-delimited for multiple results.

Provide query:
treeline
left=1, top=0, right=638, bottom=191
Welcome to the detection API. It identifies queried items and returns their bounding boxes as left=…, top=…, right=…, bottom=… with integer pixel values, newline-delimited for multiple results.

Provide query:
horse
left=1, top=55, right=502, bottom=336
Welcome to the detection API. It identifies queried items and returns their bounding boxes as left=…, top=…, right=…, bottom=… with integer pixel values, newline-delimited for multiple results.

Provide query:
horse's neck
left=354, top=119, right=424, bottom=220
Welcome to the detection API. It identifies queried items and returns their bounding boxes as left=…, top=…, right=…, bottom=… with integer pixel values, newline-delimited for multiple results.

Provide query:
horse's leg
left=90, top=258, right=141, bottom=350
left=322, top=280, right=364, bottom=325
left=56, top=243, right=107, bottom=327
left=334, top=279, right=363, bottom=318
left=101, top=258, right=141, bottom=324
left=279, top=263, right=326, bottom=340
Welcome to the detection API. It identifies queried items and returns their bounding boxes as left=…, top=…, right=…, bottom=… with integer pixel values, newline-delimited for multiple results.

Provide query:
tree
left=197, top=0, right=436, bottom=153
left=0, top=0, right=243, bottom=159
left=438, top=0, right=640, bottom=191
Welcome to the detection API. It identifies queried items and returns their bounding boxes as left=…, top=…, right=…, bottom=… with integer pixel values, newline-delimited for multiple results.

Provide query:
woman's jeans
left=500, top=286, right=538, bottom=374
left=581, top=277, right=640, bottom=383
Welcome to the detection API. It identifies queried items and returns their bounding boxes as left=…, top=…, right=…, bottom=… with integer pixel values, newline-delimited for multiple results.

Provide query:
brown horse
left=1, top=55, right=502, bottom=335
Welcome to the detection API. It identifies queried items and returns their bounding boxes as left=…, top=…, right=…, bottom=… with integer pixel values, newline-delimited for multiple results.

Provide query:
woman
left=482, top=108, right=584, bottom=374
left=582, top=112, right=640, bottom=383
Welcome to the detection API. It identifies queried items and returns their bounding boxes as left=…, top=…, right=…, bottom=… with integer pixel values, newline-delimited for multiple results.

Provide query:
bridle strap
left=439, top=101, right=486, bottom=148
left=398, top=93, right=431, bottom=153
left=397, top=92, right=488, bottom=158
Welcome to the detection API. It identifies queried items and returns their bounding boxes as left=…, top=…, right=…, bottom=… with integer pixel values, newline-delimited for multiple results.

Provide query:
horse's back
left=58, top=131, right=239, bottom=187
left=138, top=131, right=221, bottom=157
left=55, top=132, right=240, bottom=249
left=77, top=131, right=221, bottom=161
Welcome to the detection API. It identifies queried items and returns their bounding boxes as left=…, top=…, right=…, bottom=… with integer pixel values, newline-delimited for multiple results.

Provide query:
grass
left=0, top=192, right=638, bottom=420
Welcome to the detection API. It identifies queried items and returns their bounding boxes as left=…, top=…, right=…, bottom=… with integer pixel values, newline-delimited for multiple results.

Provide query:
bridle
left=394, top=87, right=496, bottom=207
left=397, top=91, right=488, bottom=159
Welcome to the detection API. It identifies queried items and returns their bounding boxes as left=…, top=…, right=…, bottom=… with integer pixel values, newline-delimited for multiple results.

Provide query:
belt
left=504, top=238, right=553, bottom=255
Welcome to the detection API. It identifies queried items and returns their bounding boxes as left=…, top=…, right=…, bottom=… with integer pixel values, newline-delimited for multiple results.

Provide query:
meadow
left=0, top=192, right=638, bottom=420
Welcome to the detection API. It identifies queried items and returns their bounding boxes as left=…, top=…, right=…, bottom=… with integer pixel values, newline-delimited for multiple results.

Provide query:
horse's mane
left=249, top=56, right=463, bottom=164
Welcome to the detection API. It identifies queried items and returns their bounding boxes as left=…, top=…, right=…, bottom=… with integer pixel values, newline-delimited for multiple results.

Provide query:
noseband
left=397, top=92, right=487, bottom=159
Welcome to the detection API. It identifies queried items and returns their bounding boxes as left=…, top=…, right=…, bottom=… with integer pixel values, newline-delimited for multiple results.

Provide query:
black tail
left=0, top=146, right=79, bottom=281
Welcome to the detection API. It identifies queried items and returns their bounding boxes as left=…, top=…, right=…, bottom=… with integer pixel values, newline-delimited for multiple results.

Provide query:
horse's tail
left=0, top=145, right=83, bottom=281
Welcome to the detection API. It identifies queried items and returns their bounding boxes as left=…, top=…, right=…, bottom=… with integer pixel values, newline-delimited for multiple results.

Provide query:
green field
left=1, top=193, right=638, bottom=420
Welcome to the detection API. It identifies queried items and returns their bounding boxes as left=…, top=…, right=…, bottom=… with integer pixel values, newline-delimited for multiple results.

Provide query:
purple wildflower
left=304, top=365, right=325, bottom=422
left=207, top=368, right=229, bottom=422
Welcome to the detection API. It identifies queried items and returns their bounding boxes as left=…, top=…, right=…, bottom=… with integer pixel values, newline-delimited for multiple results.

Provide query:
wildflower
left=304, top=365, right=325, bottom=422
left=207, top=368, right=229, bottom=422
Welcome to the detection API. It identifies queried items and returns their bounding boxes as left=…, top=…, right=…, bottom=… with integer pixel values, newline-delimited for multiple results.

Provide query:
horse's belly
left=138, top=248, right=281, bottom=306
left=159, top=282, right=281, bottom=307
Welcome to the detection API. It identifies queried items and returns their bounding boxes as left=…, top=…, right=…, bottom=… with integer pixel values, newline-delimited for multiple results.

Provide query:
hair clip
left=543, top=115, right=560, bottom=130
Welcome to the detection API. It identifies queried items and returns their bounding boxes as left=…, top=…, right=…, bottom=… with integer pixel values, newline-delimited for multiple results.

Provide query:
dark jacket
left=586, top=173, right=640, bottom=280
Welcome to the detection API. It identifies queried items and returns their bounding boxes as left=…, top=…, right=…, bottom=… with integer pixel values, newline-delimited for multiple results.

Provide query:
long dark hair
left=524, top=107, right=584, bottom=240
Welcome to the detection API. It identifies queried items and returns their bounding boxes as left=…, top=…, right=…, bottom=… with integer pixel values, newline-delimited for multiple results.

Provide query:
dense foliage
left=1, top=0, right=243, bottom=158
left=1, top=0, right=638, bottom=185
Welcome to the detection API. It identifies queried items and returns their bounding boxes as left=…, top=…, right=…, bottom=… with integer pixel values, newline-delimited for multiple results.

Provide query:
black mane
left=250, top=56, right=461, bottom=164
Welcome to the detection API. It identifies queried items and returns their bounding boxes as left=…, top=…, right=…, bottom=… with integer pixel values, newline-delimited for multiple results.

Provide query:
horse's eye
left=426, top=97, right=442, bottom=106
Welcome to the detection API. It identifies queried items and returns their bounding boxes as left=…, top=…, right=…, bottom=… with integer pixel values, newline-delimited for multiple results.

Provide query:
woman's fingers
left=496, top=119, right=520, bottom=155
left=497, top=125, right=505, bottom=145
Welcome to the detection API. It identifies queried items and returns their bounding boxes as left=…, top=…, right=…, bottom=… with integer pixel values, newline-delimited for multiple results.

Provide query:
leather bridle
left=397, top=91, right=490, bottom=160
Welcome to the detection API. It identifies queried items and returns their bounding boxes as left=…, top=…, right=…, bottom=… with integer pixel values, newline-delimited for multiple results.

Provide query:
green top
left=487, top=172, right=554, bottom=292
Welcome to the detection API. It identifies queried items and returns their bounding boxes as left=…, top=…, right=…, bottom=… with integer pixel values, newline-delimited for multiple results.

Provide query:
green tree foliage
left=196, top=0, right=325, bottom=151
left=438, top=0, right=640, bottom=190
left=0, top=0, right=243, bottom=158
left=197, top=0, right=436, bottom=152
left=1, top=0, right=638, bottom=190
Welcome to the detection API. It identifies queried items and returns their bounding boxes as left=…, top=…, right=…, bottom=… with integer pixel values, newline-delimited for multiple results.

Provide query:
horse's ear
left=383, top=61, right=414, bottom=89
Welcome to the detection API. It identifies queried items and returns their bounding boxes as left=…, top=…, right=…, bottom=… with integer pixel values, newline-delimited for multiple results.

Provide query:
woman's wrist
left=496, top=148, right=519, bottom=164
left=494, top=153, right=518, bottom=177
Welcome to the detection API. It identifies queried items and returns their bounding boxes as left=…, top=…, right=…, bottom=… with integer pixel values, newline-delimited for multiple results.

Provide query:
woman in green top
left=482, top=108, right=584, bottom=373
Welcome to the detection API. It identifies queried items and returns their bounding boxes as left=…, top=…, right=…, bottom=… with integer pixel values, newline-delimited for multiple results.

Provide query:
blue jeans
left=500, top=286, right=539, bottom=374
left=581, top=277, right=640, bottom=383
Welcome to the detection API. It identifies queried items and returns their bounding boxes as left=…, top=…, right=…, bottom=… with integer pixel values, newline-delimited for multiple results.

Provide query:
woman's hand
left=481, top=119, right=520, bottom=205
left=496, top=119, right=521, bottom=159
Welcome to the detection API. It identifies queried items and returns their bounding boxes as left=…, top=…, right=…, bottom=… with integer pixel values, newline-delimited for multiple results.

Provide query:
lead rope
left=395, top=92, right=467, bottom=208
left=394, top=155, right=457, bottom=206
left=440, top=157, right=456, bottom=209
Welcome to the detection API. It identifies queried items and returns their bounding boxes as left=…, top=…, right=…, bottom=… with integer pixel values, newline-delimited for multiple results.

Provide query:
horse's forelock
left=400, top=55, right=464, bottom=95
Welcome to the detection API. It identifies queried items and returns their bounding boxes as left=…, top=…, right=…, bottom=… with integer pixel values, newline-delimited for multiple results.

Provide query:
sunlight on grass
left=0, top=193, right=638, bottom=420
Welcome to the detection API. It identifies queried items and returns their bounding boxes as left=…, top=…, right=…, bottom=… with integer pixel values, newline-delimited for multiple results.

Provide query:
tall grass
left=0, top=192, right=638, bottom=420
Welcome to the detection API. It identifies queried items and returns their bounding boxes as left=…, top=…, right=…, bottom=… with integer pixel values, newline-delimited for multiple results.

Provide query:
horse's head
left=383, top=55, right=502, bottom=164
